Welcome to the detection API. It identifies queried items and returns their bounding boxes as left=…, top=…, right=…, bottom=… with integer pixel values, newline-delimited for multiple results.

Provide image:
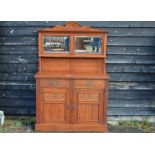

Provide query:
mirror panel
left=44, top=36, right=70, bottom=52
left=75, top=36, right=102, bottom=53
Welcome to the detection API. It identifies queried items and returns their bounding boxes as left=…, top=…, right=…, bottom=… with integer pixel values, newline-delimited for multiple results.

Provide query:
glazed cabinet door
left=73, top=80, right=105, bottom=124
left=40, top=79, right=70, bottom=124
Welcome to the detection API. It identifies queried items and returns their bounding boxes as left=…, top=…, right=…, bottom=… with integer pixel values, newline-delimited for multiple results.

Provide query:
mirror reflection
left=75, top=36, right=102, bottom=53
left=44, top=36, right=70, bottom=52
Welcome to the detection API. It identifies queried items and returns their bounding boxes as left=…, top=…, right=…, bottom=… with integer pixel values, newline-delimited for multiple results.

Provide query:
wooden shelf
left=35, top=72, right=109, bottom=79
left=39, top=54, right=106, bottom=58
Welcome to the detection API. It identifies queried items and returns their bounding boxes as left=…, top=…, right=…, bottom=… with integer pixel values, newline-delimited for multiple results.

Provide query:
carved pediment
left=64, top=22, right=81, bottom=27
left=38, top=22, right=108, bottom=33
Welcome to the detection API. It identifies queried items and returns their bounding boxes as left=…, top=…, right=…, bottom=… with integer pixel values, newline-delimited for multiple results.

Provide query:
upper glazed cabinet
left=38, top=22, right=107, bottom=57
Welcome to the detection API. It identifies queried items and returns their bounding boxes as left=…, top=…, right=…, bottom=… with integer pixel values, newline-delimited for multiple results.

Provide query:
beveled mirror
left=43, top=36, right=70, bottom=52
left=75, top=36, right=102, bottom=53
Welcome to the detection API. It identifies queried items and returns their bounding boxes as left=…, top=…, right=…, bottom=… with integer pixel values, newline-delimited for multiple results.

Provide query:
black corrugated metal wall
left=0, top=21, right=155, bottom=118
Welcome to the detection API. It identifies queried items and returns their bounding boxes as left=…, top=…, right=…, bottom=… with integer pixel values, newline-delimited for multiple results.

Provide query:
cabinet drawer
left=74, top=80, right=105, bottom=88
left=40, top=79, right=69, bottom=88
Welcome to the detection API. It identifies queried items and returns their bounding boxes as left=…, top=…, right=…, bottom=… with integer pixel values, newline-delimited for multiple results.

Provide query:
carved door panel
left=74, top=89, right=104, bottom=124
left=42, top=88, right=69, bottom=123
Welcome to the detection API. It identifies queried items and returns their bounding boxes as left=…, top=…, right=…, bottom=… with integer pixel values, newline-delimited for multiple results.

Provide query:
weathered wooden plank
left=104, top=27, right=155, bottom=37
left=1, top=54, right=155, bottom=65
left=0, top=53, right=155, bottom=64
left=0, top=106, right=35, bottom=115
left=0, top=73, right=35, bottom=81
left=0, top=73, right=155, bottom=82
left=0, top=21, right=154, bottom=117
left=108, top=107, right=155, bottom=116
left=107, top=46, right=155, bottom=55
left=0, top=64, right=37, bottom=73
left=109, top=90, right=155, bottom=99
left=2, top=64, right=154, bottom=74
left=0, top=90, right=35, bottom=99
left=0, top=27, right=40, bottom=36
left=0, top=98, right=154, bottom=108
left=0, top=21, right=65, bottom=27
left=110, top=73, right=155, bottom=82
left=1, top=27, right=155, bottom=37
left=0, top=98, right=35, bottom=107
left=1, top=46, right=155, bottom=56
left=0, top=21, right=155, bottom=28
left=0, top=81, right=155, bottom=91
left=0, top=73, right=154, bottom=82
left=1, top=106, right=155, bottom=116
left=0, top=55, right=38, bottom=64
left=0, top=89, right=154, bottom=100
left=1, top=46, right=154, bottom=56
left=0, top=46, right=37, bottom=55
left=107, top=64, right=155, bottom=73
left=0, top=37, right=36, bottom=46
left=0, top=81, right=35, bottom=90
left=107, top=55, right=155, bottom=64
left=1, top=36, right=155, bottom=46
left=109, top=99, right=155, bottom=108
left=108, top=37, right=155, bottom=46
left=1, top=98, right=154, bottom=108
left=109, top=82, right=155, bottom=90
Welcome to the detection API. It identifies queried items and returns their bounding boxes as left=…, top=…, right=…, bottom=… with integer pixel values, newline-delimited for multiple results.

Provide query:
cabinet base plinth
left=35, top=124, right=108, bottom=132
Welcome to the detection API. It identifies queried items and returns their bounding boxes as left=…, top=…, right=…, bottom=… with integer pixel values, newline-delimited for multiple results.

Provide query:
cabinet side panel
left=36, top=79, right=44, bottom=124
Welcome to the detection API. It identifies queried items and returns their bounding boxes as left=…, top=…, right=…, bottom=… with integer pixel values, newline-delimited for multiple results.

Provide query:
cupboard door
left=42, top=88, right=69, bottom=123
left=74, top=89, right=104, bottom=124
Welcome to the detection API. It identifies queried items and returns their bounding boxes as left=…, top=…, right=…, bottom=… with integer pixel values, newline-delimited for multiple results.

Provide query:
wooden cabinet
left=35, top=22, right=109, bottom=132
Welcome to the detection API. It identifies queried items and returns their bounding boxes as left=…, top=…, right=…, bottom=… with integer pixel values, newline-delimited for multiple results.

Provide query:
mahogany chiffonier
left=35, top=22, right=109, bottom=132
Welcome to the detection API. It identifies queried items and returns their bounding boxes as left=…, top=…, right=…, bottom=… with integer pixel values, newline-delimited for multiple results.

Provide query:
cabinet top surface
left=35, top=72, right=109, bottom=79
left=38, top=22, right=108, bottom=33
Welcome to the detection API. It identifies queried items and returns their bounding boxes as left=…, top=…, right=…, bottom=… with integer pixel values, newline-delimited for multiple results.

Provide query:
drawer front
left=40, top=79, right=70, bottom=88
left=74, top=80, right=105, bottom=89
left=43, top=88, right=68, bottom=103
